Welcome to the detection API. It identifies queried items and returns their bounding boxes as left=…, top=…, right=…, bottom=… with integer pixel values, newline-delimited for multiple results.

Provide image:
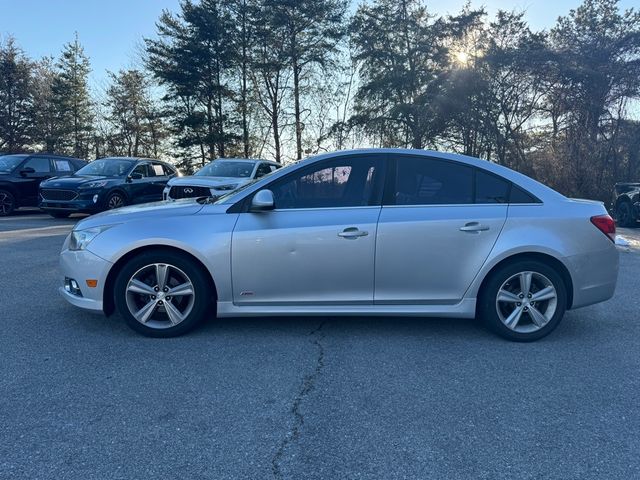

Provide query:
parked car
left=612, top=182, right=639, bottom=227
left=0, top=153, right=86, bottom=216
left=59, top=149, right=618, bottom=341
left=40, top=157, right=178, bottom=218
left=163, top=158, right=280, bottom=200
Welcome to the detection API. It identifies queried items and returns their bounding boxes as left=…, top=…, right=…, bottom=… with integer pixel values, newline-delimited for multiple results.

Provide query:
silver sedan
left=59, top=149, right=619, bottom=341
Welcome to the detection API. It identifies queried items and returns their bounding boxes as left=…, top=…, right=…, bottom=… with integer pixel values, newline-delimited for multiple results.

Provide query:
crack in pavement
left=271, top=320, right=326, bottom=479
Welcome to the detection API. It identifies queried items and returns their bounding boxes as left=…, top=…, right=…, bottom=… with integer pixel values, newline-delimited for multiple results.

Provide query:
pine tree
left=0, top=38, right=35, bottom=153
left=52, top=33, right=93, bottom=158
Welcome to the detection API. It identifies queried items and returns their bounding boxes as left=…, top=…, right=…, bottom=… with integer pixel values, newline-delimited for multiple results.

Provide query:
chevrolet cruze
left=59, top=149, right=619, bottom=341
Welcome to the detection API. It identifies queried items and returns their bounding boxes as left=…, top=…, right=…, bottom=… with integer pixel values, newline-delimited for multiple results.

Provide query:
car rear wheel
left=106, top=192, right=126, bottom=210
left=479, top=260, right=567, bottom=342
left=616, top=201, right=636, bottom=228
left=0, top=189, right=15, bottom=216
left=114, top=250, right=212, bottom=337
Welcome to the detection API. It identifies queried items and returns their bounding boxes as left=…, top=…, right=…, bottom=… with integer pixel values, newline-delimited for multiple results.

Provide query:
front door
left=20, top=157, right=53, bottom=205
left=231, top=154, right=386, bottom=306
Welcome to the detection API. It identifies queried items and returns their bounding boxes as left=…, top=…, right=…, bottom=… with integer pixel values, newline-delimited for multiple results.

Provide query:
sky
left=0, top=0, right=638, bottom=89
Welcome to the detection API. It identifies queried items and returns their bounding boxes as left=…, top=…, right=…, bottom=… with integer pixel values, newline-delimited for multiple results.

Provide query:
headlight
left=69, top=225, right=114, bottom=251
left=80, top=180, right=109, bottom=189
left=215, top=184, right=239, bottom=191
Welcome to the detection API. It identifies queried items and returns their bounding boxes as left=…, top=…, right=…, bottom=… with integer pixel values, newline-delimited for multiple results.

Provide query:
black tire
left=49, top=212, right=71, bottom=219
left=114, top=250, right=212, bottom=337
left=106, top=192, right=126, bottom=210
left=478, top=260, right=568, bottom=342
left=0, top=189, right=16, bottom=216
left=616, top=201, right=636, bottom=228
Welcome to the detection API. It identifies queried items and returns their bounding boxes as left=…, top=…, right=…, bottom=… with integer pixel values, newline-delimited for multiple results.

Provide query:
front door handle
left=460, top=222, right=490, bottom=233
left=338, top=227, right=368, bottom=239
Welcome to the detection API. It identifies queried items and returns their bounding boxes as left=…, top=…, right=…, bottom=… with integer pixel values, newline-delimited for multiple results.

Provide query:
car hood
left=41, top=175, right=119, bottom=188
left=75, top=199, right=206, bottom=230
left=168, top=176, right=250, bottom=188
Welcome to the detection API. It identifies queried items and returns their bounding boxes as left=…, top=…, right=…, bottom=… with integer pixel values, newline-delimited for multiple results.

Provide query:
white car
left=163, top=158, right=280, bottom=200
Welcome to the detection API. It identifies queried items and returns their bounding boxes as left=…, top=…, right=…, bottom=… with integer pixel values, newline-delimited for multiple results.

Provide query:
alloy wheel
left=0, top=191, right=14, bottom=215
left=495, top=271, right=558, bottom=334
left=125, top=263, right=196, bottom=329
left=108, top=194, right=125, bottom=209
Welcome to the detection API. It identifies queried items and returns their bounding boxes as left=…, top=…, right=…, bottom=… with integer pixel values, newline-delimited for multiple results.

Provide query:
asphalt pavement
left=1, top=211, right=639, bottom=479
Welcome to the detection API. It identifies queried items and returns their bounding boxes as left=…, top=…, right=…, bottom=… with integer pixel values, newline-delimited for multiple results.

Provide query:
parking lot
left=1, top=211, right=639, bottom=479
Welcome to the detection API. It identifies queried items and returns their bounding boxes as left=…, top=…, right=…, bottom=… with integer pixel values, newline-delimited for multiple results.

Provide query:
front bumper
left=59, top=242, right=113, bottom=313
left=40, top=190, right=104, bottom=213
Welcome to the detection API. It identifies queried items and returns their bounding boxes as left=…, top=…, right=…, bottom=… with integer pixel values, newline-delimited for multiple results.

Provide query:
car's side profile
left=0, top=153, right=86, bottom=216
left=59, top=149, right=619, bottom=341
left=163, top=158, right=281, bottom=200
left=39, top=157, right=178, bottom=217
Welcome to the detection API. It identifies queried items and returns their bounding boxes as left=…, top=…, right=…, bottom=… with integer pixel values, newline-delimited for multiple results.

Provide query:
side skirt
left=216, top=298, right=477, bottom=319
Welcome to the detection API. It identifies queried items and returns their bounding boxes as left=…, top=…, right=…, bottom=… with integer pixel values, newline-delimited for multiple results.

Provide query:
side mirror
left=20, top=167, right=36, bottom=176
left=129, top=172, right=143, bottom=181
left=250, top=189, right=275, bottom=212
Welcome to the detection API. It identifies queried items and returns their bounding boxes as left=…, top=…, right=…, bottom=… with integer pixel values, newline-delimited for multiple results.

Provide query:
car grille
left=169, top=186, right=212, bottom=199
left=40, top=189, right=78, bottom=201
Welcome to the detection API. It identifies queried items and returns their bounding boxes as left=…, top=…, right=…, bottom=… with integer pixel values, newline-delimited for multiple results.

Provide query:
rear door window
left=53, top=159, right=73, bottom=173
left=392, top=156, right=473, bottom=205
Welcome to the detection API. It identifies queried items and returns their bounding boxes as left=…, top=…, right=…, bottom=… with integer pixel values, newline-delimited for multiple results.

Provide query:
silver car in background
left=59, top=149, right=618, bottom=341
left=163, top=158, right=280, bottom=200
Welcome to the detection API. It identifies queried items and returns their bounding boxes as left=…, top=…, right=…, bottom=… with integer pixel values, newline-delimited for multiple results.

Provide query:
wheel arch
left=103, top=245, right=218, bottom=316
left=475, top=252, right=574, bottom=312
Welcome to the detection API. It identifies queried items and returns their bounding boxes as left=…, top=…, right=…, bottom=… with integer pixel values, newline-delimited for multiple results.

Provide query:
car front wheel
left=106, top=192, right=126, bottom=210
left=479, top=260, right=567, bottom=342
left=0, top=189, right=16, bottom=216
left=114, top=250, right=212, bottom=337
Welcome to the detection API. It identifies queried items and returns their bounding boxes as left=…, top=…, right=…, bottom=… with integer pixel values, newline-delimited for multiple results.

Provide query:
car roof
left=96, top=157, right=173, bottom=164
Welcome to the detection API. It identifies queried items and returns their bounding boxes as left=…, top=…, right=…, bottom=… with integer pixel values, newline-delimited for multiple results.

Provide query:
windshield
left=0, top=155, right=26, bottom=173
left=76, top=159, right=135, bottom=177
left=196, top=160, right=256, bottom=178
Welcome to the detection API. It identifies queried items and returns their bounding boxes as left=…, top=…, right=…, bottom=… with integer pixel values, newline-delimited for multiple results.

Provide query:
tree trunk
left=293, top=55, right=303, bottom=160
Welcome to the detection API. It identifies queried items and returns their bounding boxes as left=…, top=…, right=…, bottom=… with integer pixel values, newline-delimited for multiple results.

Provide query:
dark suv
left=39, top=157, right=178, bottom=217
left=0, top=153, right=87, bottom=216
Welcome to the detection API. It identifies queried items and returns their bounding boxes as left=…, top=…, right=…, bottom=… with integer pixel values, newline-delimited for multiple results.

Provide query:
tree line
left=0, top=0, right=639, bottom=201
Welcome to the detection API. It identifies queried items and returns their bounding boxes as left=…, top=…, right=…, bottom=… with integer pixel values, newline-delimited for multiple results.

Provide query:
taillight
left=590, top=214, right=616, bottom=242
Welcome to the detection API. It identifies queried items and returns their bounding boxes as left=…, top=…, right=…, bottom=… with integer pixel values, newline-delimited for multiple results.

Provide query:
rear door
left=374, top=154, right=508, bottom=304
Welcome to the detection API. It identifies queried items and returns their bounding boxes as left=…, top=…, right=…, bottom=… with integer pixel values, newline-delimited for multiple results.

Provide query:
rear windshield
left=196, top=160, right=256, bottom=178
left=76, top=159, right=135, bottom=177
left=0, top=155, right=26, bottom=173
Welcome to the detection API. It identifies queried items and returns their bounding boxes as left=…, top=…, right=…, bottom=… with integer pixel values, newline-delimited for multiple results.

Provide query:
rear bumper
left=565, top=244, right=619, bottom=309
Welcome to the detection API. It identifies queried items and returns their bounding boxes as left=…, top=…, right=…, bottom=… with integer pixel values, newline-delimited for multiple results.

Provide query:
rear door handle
left=338, top=227, right=368, bottom=239
left=459, top=222, right=490, bottom=233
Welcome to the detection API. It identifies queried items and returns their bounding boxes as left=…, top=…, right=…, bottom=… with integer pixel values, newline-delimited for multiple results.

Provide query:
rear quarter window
left=510, top=185, right=540, bottom=204
left=475, top=170, right=509, bottom=204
